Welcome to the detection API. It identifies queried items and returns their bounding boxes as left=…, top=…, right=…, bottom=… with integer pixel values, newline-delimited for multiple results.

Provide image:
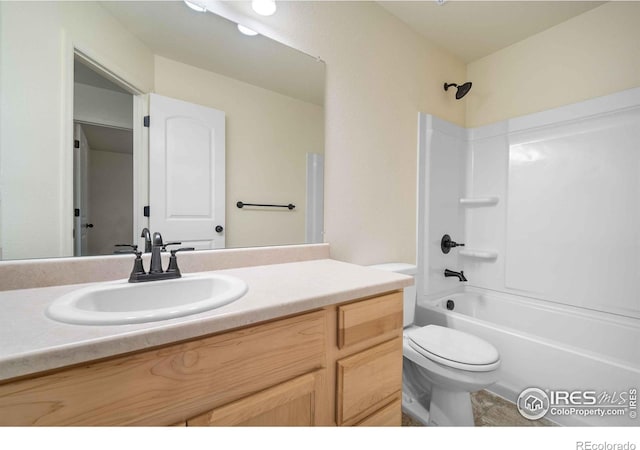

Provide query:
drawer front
left=355, top=395, right=401, bottom=426
left=187, top=370, right=324, bottom=426
left=336, top=337, right=402, bottom=425
left=337, top=292, right=402, bottom=349
left=0, top=311, right=325, bottom=426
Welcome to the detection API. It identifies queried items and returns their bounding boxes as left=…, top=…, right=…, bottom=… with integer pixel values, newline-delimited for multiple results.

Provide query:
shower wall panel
left=505, top=108, right=640, bottom=318
left=418, top=115, right=467, bottom=298
left=421, top=87, right=640, bottom=319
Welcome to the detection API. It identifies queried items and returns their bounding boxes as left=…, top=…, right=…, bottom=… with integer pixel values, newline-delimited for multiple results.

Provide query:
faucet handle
left=169, top=247, right=195, bottom=256
left=128, top=250, right=147, bottom=282
left=161, top=241, right=182, bottom=252
left=114, top=244, right=138, bottom=254
left=166, top=247, right=195, bottom=274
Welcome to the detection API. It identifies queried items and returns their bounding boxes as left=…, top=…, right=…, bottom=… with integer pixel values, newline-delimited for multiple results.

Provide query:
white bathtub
left=414, top=287, right=640, bottom=426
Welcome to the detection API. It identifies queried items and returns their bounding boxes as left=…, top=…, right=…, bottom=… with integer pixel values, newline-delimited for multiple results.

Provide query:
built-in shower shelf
left=459, top=197, right=499, bottom=207
left=459, top=249, right=498, bottom=260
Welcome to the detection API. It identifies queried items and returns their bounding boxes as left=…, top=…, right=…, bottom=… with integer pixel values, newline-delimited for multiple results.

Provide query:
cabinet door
left=336, top=337, right=402, bottom=425
left=355, top=395, right=401, bottom=426
left=187, top=371, right=324, bottom=426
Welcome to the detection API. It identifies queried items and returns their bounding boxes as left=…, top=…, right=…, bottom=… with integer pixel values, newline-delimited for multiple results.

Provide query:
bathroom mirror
left=0, top=1, right=325, bottom=261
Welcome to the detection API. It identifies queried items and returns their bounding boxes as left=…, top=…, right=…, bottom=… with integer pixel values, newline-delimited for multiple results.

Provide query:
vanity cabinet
left=0, top=311, right=327, bottom=426
left=0, top=291, right=403, bottom=426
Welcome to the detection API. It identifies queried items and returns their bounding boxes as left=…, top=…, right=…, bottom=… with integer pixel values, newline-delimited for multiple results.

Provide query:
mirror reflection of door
left=149, top=93, right=226, bottom=251
left=73, top=59, right=134, bottom=256
left=73, top=123, right=89, bottom=256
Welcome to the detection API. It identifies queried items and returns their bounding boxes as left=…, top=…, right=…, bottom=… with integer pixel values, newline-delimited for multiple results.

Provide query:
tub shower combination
left=415, top=288, right=639, bottom=426
left=414, top=87, right=640, bottom=427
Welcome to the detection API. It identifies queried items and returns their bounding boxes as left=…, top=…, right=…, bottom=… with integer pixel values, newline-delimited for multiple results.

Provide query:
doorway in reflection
left=73, top=60, right=133, bottom=256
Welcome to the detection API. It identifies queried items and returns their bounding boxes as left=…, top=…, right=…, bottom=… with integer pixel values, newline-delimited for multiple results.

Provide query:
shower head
left=444, top=81, right=472, bottom=99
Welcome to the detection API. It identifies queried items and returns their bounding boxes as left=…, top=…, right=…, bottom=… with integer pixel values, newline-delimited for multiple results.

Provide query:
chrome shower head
left=444, top=81, right=472, bottom=99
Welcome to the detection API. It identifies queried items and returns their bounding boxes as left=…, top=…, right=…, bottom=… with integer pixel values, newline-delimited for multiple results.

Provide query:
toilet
left=369, top=263, right=500, bottom=426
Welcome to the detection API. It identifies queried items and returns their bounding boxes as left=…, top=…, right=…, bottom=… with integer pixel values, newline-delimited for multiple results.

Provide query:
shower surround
left=416, top=87, right=640, bottom=426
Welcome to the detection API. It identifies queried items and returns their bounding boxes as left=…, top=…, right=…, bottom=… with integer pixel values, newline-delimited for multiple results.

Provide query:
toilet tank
left=368, top=263, right=417, bottom=327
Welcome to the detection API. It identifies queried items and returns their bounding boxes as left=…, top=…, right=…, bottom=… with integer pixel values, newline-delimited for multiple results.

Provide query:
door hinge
left=144, top=206, right=150, bottom=217
left=74, top=208, right=80, bottom=217
left=74, top=140, right=80, bottom=149
left=143, top=116, right=150, bottom=127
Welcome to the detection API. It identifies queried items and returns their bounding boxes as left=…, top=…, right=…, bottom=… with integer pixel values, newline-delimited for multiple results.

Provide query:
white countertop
left=0, top=259, right=412, bottom=382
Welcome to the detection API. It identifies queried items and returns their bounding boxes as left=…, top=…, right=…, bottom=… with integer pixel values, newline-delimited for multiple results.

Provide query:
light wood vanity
left=0, top=290, right=403, bottom=426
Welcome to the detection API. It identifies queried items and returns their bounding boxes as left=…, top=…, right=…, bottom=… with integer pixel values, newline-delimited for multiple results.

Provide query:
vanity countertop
left=0, top=259, right=412, bottom=382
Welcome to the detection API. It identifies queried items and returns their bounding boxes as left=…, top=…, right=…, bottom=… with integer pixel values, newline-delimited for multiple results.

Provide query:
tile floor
left=401, top=390, right=556, bottom=427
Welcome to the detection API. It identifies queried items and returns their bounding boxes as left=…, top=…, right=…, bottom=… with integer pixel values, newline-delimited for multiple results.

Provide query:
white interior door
left=149, top=94, right=225, bottom=249
left=73, top=123, right=90, bottom=256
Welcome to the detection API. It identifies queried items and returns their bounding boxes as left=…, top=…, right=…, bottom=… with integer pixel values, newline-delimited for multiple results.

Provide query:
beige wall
left=0, top=2, right=153, bottom=260
left=466, top=2, right=640, bottom=128
left=211, top=1, right=467, bottom=265
left=153, top=56, right=324, bottom=248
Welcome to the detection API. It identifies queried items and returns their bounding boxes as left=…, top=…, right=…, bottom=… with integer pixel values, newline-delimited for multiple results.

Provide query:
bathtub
left=414, top=287, right=640, bottom=426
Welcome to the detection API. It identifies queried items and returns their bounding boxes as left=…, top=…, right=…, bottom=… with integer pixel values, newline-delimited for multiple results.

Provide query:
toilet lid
left=407, top=325, right=500, bottom=371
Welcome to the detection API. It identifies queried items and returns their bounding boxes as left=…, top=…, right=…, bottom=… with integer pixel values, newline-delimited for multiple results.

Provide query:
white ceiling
left=378, top=1, right=605, bottom=63
left=101, top=1, right=325, bottom=105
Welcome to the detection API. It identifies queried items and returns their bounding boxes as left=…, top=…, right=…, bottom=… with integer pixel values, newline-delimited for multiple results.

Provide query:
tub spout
left=444, top=269, right=467, bottom=282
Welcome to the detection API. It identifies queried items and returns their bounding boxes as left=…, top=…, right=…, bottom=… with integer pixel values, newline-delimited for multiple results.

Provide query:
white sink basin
left=46, top=273, right=248, bottom=325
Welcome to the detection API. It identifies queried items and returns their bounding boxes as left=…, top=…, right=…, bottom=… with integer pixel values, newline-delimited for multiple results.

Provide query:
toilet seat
left=406, top=325, right=500, bottom=372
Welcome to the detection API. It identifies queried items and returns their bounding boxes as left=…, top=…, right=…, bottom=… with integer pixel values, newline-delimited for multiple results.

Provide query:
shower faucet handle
left=441, top=234, right=465, bottom=254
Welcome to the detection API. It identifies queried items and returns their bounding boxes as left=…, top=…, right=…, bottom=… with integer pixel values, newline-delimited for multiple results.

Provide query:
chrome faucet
left=444, top=269, right=467, bottom=282
left=140, top=228, right=152, bottom=253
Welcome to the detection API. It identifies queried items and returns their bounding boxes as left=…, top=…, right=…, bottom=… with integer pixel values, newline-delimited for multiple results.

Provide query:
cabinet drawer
left=336, top=337, right=402, bottom=425
left=337, top=292, right=402, bottom=349
left=355, top=394, right=401, bottom=426
left=187, top=370, right=324, bottom=426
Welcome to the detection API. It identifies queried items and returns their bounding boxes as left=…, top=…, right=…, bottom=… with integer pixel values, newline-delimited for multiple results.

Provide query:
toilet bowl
left=369, top=263, right=501, bottom=426
left=403, top=324, right=500, bottom=426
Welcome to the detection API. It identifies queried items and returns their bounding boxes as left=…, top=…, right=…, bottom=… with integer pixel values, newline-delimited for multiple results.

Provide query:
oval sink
left=46, top=273, right=248, bottom=325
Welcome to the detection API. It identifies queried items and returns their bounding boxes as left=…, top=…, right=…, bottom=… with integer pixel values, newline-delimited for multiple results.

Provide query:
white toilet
left=369, top=263, right=501, bottom=426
